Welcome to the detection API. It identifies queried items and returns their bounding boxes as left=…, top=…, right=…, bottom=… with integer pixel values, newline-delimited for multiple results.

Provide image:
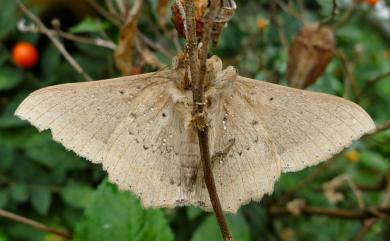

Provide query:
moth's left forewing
left=15, top=71, right=172, bottom=164
left=235, top=76, right=375, bottom=172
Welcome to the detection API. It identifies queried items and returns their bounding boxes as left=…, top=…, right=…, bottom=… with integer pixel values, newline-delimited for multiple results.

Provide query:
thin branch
left=335, top=0, right=358, bottom=29
left=137, top=31, right=173, bottom=59
left=356, top=71, right=390, bottom=103
left=16, top=0, right=93, bottom=82
left=115, top=0, right=126, bottom=14
left=274, top=0, right=303, bottom=22
left=172, top=30, right=183, bottom=52
left=86, top=0, right=122, bottom=26
left=320, top=0, right=338, bottom=26
left=18, top=19, right=116, bottom=50
left=0, top=209, right=72, bottom=239
left=197, top=1, right=220, bottom=90
left=278, top=158, right=335, bottom=204
left=106, top=0, right=124, bottom=22
left=363, top=120, right=390, bottom=139
left=353, top=219, right=376, bottom=241
left=270, top=0, right=289, bottom=50
left=114, top=0, right=144, bottom=75
left=184, top=1, right=233, bottom=241
left=335, top=50, right=358, bottom=98
left=269, top=205, right=390, bottom=220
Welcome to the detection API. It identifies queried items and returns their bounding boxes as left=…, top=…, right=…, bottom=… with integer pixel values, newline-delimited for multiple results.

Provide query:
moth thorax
left=211, top=66, right=237, bottom=90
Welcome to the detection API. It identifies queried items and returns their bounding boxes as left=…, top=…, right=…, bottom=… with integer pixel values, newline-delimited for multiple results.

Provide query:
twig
left=0, top=209, right=72, bottom=239
left=172, top=30, right=183, bottom=52
left=364, top=120, right=390, bottom=138
left=18, top=19, right=116, bottom=50
left=16, top=0, right=93, bottom=82
left=335, top=50, right=358, bottom=98
left=115, top=0, right=126, bottom=14
left=269, top=206, right=390, bottom=220
left=356, top=71, right=390, bottom=103
left=314, top=175, right=387, bottom=193
left=137, top=31, right=173, bottom=59
left=197, top=1, right=219, bottom=88
left=353, top=169, right=389, bottom=241
left=296, top=0, right=306, bottom=17
left=278, top=159, right=335, bottom=204
left=106, top=0, right=124, bottom=22
left=183, top=1, right=233, bottom=241
left=335, top=0, right=358, bottom=29
left=353, top=219, right=376, bottom=241
left=270, top=0, right=289, bottom=50
left=86, top=0, right=122, bottom=26
left=274, top=0, right=303, bottom=22
left=114, top=0, right=144, bottom=75
left=320, top=0, right=338, bottom=26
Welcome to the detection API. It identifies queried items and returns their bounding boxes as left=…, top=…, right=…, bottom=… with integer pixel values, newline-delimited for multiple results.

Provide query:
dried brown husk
left=287, top=23, right=336, bottom=89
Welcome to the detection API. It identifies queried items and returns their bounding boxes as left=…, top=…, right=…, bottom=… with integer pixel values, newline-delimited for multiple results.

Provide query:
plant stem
left=0, top=209, right=72, bottom=239
left=183, top=1, right=233, bottom=240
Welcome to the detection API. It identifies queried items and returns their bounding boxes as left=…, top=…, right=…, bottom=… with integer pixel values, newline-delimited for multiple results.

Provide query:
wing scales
left=236, top=76, right=375, bottom=172
left=15, top=72, right=172, bottom=163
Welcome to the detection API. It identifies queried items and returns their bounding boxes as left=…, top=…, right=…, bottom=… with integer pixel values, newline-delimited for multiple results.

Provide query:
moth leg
left=181, top=165, right=198, bottom=192
left=211, top=138, right=236, bottom=166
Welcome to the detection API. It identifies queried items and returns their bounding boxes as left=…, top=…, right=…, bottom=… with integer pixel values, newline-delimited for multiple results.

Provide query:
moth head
left=172, top=52, right=188, bottom=70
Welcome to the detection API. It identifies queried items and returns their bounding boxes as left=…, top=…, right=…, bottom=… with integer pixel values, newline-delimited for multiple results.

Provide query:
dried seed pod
left=171, top=0, right=236, bottom=44
left=171, top=0, right=208, bottom=38
left=211, top=0, right=237, bottom=44
left=287, top=23, right=336, bottom=89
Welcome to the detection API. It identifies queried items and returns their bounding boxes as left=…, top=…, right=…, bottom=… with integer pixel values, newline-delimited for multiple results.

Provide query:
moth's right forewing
left=236, top=76, right=375, bottom=172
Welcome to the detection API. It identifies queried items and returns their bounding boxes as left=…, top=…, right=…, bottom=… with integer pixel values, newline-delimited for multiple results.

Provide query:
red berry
left=365, top=0, right=378, bottom=6
left=12, top=42, right=39, bottom=68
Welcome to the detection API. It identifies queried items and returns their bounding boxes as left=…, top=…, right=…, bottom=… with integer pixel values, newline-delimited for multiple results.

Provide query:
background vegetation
left=0, top=0, right=389, bottom=241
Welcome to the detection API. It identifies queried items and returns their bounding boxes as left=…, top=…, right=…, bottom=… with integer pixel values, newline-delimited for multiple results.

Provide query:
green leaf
left=0, top=67, right=22, bottom=90
left=24, top=131, right=87, bottom=170
left=0, top=0, right=18, bottom=38
left=41, top=45, right=61, bottom=78
left=69, top=17, right=110, bottom=34
left=0, top=143, right=13, bottom=172
left=61, top=181, right=94, bottom=209
left=0, top=93, right=29, bottom=128
left=191, top=212, right=251, bottom=241
left=0, top=233, right=10, bottom=241
left=359, top=151, right=388, bottom=172
left=30, top=185, right=51, bottom=215
left=187, top=206, right=203, bottom=220
left=74, top=180, right=174, bottom=241
left=0, top=189, right=9, bottom=209
left=10, top=181, right=29, bottom=203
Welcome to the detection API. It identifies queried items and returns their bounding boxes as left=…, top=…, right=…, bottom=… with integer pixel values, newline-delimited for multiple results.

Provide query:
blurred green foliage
left=0, top=0, right=389, bottom=241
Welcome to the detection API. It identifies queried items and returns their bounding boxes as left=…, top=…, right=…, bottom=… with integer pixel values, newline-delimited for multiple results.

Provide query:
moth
left=15, top=55, right=375, bottom=213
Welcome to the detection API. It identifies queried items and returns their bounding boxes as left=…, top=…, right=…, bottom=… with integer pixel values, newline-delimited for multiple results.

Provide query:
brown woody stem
left=269, top=206, right=390, bottom=220
left=0, top=209, right=72, bottom=239
left=183, top=1, right=233, bottom=240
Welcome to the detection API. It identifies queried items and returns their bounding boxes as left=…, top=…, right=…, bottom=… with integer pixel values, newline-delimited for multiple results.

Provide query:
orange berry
left=346, top=150, right=360, bottom=163
left=256, top=18, right=269, bottom=30
left=365, top=0, right=378, bottom=6
left=12, top=42, right=39, bottom=68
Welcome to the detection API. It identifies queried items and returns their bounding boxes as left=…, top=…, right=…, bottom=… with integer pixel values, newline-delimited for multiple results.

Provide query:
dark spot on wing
left=269, top=97, right=274, bottom=101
